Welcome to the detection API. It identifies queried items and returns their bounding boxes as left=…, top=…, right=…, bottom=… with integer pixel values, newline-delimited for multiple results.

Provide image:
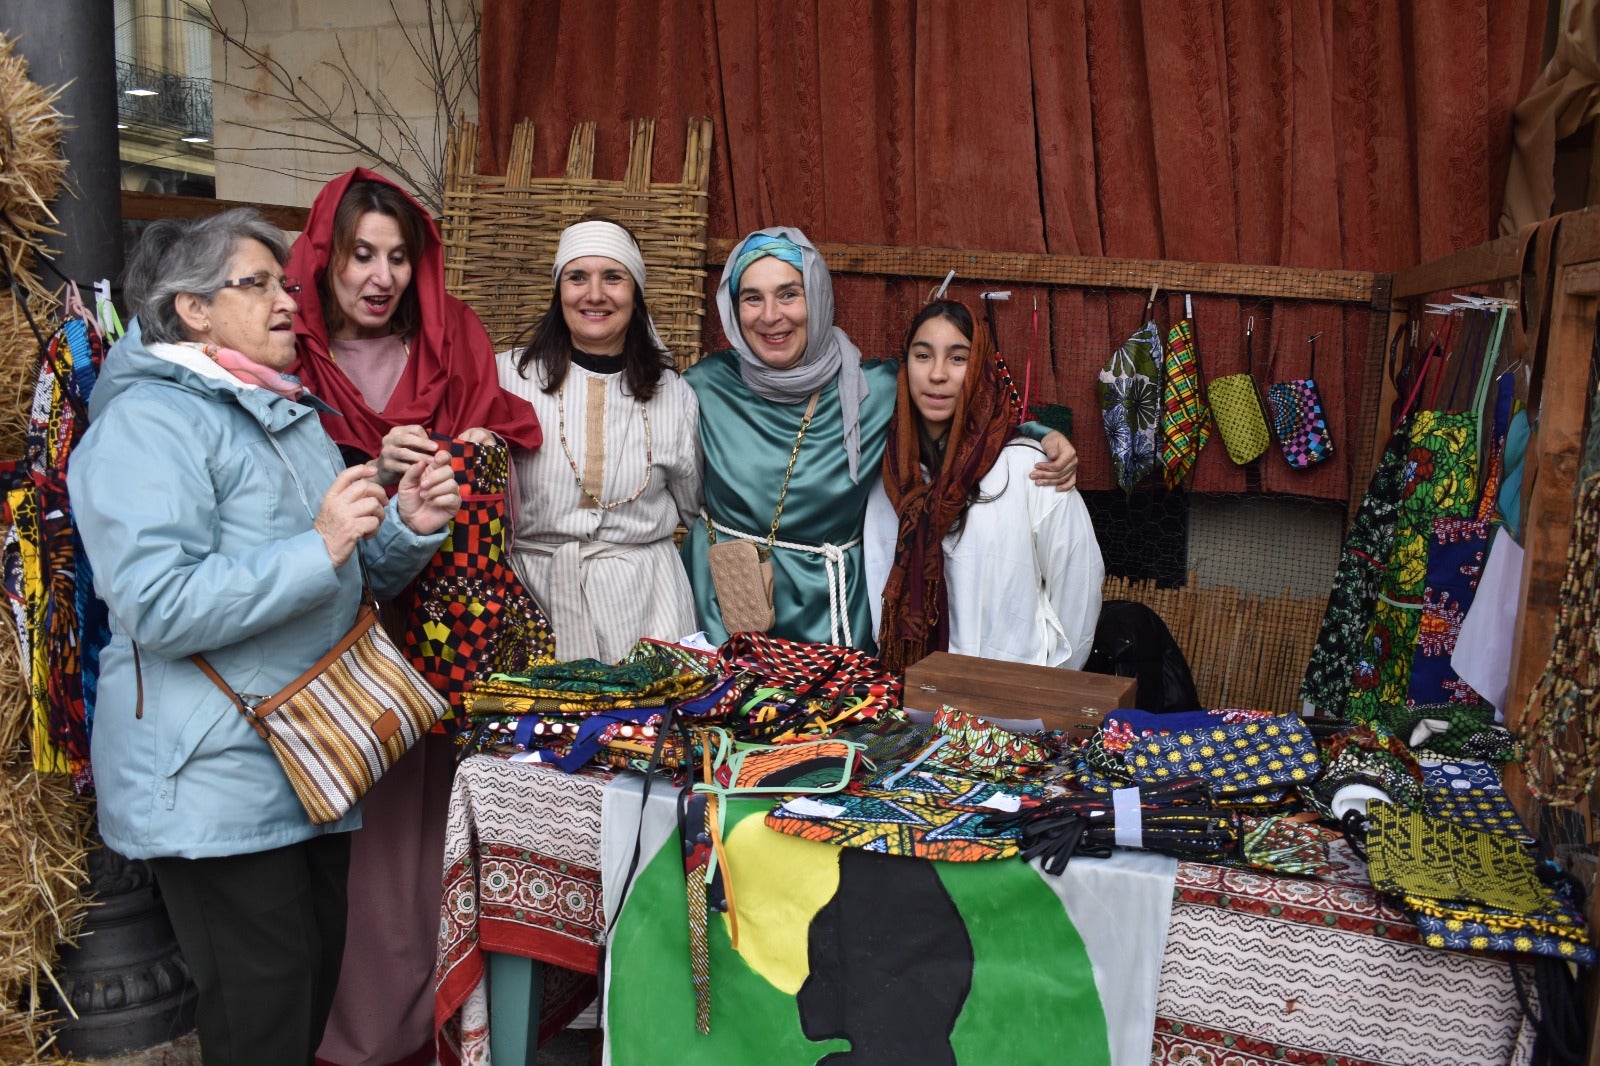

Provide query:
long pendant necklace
left=556, top=378, right=654, bottom=510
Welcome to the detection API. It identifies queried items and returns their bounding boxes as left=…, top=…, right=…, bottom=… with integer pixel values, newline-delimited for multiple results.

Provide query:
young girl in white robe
left=865, top=299, right=1103, bottom=672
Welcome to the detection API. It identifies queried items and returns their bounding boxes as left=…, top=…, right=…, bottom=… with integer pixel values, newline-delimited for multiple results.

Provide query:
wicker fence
left=439, top=117, right=712, bottom=369
left=1103, top=575, right=1326, bottom=715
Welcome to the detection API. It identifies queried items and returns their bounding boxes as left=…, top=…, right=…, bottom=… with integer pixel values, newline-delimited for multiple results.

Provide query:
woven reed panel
left=1102, top=574, right=1327, bottom=715
left=441, top=117, right=712, bottom=370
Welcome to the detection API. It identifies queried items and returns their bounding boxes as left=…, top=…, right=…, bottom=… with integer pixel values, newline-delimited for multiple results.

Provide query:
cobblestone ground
left=75, top=1026, right=598, bottom=1065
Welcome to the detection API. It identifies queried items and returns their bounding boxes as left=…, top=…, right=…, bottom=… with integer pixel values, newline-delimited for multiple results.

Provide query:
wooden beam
left=1390, top=233, right=1524, bottom=299
left=706, top=238, right=1382, bottom=305
left=120, top=190, right=310, bottom=233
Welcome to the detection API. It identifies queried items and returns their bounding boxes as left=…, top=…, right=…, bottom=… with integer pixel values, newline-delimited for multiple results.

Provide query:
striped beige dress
left=496, top=352, right=703, bottom=662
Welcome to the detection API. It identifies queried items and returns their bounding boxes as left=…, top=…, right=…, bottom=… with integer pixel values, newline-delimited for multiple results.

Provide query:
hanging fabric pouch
left=1097, top=319, right=1164, bottom=495
left=1265, top=332, right=1334, bottom=467
left=1208, top=318, right=1270, bottom=465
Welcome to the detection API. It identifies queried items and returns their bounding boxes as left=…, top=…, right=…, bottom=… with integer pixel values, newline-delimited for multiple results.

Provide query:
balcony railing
left=116, top=58, right=212, bottom=140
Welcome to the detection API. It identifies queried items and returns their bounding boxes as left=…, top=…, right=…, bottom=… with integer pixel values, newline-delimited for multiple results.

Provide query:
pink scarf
left=196, top=343, right=306, bottom=400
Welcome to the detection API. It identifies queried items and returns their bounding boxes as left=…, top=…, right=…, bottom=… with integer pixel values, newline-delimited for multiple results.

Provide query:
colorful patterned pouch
left=1097, top=320, right=1164, bottom=494
left=1265, top=331, right=1334, bottom=468
left=1266, top=378, right=1333, bottom=467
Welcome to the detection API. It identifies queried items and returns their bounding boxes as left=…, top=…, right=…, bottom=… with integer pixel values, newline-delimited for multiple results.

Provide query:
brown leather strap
left=188, top=650, right=269, bottom=739
left=188, top=604, right=379, bottom=739
left=1515, top=214, right=1565, bottom=421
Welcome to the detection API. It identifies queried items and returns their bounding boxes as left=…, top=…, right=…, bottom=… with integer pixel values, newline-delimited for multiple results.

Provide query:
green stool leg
left=487, top=951, right=546, bottom=1066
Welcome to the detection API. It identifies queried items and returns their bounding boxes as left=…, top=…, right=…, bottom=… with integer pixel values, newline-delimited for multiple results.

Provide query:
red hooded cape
left=286, top=168, right=541, bottom=456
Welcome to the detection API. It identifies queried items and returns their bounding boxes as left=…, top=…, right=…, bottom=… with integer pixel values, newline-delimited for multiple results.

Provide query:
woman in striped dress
left=498, top=218, right=703, bottom=662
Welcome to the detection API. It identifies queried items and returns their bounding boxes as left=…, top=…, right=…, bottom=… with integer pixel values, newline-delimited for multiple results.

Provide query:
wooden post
left=1504, top=267, right=1596, bottom=820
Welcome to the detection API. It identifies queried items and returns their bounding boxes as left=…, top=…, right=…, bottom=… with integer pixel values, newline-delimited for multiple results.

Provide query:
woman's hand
left=315, top=464, right=388, bottom=568
left=458, top=427, right=499, bottom=447
left=1032, top=431, right=1080, bottom=492
left=396, top=449, right=461, bottom=535
left=376, top=424, right=439, bottom=486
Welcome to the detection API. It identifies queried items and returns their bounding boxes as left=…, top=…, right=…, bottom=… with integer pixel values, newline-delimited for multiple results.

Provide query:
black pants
left=150, top=832, right=352, bottom=1066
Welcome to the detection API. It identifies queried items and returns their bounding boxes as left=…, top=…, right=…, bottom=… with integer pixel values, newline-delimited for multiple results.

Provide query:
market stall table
left=435, top=755, right=1538, bottom=1066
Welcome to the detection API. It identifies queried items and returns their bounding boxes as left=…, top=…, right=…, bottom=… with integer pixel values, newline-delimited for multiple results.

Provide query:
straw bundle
left=1102, top=574, right=1327, bottom=714
left=0, top=34, right=67, bottom=311
left=0, top=766, right=94, bottom=1065
left=440, top=117, right=713, bottom=370
left=0, top=290, right=45, bottom=461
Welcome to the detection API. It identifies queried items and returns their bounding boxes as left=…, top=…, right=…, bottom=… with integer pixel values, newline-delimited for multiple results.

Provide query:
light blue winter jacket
left=67, top=319, right=446, bottom=860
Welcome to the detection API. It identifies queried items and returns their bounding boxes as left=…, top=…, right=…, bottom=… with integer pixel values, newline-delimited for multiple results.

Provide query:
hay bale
left=0, top=767, right=93, bottom=1064
left=0, top=34, right=67, bottom=311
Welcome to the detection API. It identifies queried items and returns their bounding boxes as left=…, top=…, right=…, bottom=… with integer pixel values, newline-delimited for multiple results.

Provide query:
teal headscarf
left=729, top=234, right=804, bottom=296
left=716, top=227, right=869, bottom=481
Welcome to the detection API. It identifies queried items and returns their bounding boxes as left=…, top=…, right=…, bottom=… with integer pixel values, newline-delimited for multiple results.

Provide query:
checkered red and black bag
left=402, top=438, right=555, bottom=724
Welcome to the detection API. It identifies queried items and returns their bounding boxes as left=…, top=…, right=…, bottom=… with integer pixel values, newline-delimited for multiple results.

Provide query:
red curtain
left=479, top=0, right=1545, bottom=498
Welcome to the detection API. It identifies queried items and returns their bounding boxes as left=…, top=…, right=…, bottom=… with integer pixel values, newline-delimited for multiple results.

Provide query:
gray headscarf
left=715, top=226, right=869, bottom=482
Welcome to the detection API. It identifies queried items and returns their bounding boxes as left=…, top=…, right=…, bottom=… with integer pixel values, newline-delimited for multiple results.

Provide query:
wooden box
left=902, top=652, right=1136, bottom=738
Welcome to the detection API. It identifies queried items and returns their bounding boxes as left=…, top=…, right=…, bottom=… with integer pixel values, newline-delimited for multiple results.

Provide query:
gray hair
left=124, top=208, right=291, bottom=344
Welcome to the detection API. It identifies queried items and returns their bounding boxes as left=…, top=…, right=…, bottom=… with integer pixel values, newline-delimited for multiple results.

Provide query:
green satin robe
left=682, top=350, right=899, bottom=651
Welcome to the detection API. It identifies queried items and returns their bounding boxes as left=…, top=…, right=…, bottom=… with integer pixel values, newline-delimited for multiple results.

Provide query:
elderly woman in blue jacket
left=67, top=208, right=460, bottom=1066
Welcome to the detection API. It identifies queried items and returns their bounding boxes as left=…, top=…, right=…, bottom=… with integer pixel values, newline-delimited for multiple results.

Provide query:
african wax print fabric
left=1363, top=701, right=1516, bottom=761
left=929, top=705, right=1053, bottom=770
left=1303, top=726, right=1424, bottom=820
left=763, top=787, right=1023, bottom=862
left=1418, top=758, right=1533, bottom=844
left=0, top=315, right=108, bottom=789
left=1413, top=907, right=1596, bottom=964
left=1102, top=710, right=1319, bottom=799
left=1300, top=424, right=1411, bottom=717
left=402, top=437, right=553, bottom=723
left=712, top=632, right=901, bottom=740
left=1159, top=319, right=1210, bottom=489
left=1408, top=373, right=1513, bottom=705
left=1347, top=409, right=1480, bottom=715
left=1239, top=815, right=1331, bottom=877
left=1098, top=321, right=1163, bottom=495
left=1366, top=804, right=1557, bottom=916
left=464, top=652, right=707, bottom=717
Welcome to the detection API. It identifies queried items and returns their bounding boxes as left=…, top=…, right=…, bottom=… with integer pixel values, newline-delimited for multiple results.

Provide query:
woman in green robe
left=682, top=228, right=1078, bottom=651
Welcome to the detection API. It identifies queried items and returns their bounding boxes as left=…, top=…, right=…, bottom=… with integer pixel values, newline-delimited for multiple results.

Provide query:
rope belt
left=705, top=514, right=861, bottom=648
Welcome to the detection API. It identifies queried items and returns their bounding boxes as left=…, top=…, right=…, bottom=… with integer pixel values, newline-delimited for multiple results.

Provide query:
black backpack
left=1085, top=600, right=1201, bottom=713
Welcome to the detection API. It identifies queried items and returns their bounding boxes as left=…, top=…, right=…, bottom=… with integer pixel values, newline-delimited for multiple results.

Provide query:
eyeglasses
left=218, top=272, right=302, bottom=297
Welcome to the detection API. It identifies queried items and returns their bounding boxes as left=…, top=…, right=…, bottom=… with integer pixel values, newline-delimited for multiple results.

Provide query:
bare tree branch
left=182, top=0, right=479, bottom=214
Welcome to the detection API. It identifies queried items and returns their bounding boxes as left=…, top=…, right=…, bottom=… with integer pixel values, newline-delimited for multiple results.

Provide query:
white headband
left=553, top=221, right=648, bottom=290
left=552, top=220, right=668, bottom=356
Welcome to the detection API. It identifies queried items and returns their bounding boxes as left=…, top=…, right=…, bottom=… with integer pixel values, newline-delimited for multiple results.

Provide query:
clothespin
left=1246, top=315, right=1254, bottom=339
left=94, top=278, right=124, bottom=342
left=980, top=291, right=1012, bottom=302
left=1307, top=332, right=1322, bottom=378
left=933, top=270, right=955, bottom=301
left=1145, top=283, right=1159, bottom=321
left=1184, top=293, right=1193, bottom=321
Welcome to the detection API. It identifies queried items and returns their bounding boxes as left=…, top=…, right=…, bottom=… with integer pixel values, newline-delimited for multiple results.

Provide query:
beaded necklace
left=556, top=376, right=654, bottom=510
